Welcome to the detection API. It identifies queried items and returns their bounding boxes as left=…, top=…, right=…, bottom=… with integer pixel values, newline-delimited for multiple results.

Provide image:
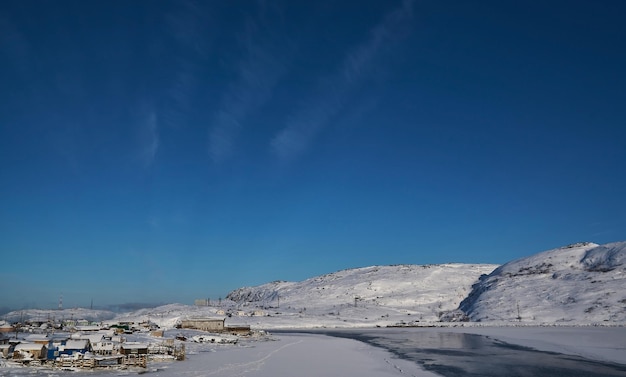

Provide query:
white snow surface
left=173, top=332, right=437, bottom=377
left=226, top=263, right=498, bottom=327
left=458, top=241, right=626, bottom=323
left=2, top=327, right=625, bottom=376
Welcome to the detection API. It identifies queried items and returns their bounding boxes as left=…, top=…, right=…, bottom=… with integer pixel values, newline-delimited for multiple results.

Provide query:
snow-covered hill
left=2, top=307, right=116, bottom=323
left=456, top=241, right=626, bottom=324
left=8, top=241, right=625, bottom=329
left=226, top=264, right=497, bottom=327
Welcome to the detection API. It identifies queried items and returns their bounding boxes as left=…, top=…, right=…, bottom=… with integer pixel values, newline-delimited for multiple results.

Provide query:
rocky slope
left=455, top=241, right=626, bottom=323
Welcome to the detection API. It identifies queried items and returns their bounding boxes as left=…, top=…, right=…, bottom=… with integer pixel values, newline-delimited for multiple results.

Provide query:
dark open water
left=286, top=329, right=626, bottom=377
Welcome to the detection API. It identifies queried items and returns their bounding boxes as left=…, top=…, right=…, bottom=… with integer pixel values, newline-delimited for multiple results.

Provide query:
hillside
left=456, top=241, right=626, bottom=324
left=226, top=263, right=497, bottom=327
left=6, top=241, right=626, bottom=329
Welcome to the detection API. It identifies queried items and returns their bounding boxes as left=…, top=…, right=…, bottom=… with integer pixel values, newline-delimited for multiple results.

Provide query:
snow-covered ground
left=2, top=327, right=625, bottom=376
left=161, top=332, right=437, bottom=377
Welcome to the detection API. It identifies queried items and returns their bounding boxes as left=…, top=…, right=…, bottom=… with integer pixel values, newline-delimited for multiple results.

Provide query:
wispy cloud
left=208, top=4, right=292, bottom=163
left=162, top=0, right=213, bottom=129
left=138, top=106, right=159, bottom=168
left=271, top=0, right=414, bottom=162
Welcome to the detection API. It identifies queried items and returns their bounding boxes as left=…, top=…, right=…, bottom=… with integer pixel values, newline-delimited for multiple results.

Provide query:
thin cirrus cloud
left=137, top=106, right=160, bottom=168
left=161, top=0, right=213, bottom=130
left=271, top=0, right=414, bottom=163
left=208, top=11, right=292, bottom=163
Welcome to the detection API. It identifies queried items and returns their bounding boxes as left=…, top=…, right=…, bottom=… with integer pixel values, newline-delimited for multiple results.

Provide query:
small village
left=0, top=314, right=254, bottom=371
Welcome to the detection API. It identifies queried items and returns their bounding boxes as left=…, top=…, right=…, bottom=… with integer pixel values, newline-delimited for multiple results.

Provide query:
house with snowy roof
left=72, top=333, right=103, bottom=344
left=75, top=325, right=101, bottom=332
left=0, top=321, right=13, bottom=333
left=13, top=343, right=47, bottom=360
left=58, top=339, right=90, bottom=356
left=24, top=334, right=49, bottom=345
left=91, top=338, right=116, bottom=355
left=120, top=343, right=148, bottom=355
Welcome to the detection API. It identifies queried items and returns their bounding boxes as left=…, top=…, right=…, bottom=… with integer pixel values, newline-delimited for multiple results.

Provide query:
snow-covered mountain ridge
left=226, top=263, right=498, bottom=326
left=456, top=241, right=626, bottom=323
left=5, top=241, right=625, bottom=329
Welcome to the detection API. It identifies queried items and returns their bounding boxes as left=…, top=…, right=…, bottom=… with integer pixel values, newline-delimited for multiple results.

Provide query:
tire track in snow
left=181, top=339, right=303, bottom=377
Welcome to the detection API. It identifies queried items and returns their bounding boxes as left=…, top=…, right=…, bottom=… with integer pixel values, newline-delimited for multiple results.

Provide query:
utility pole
left=15, top=311, right=24, bottom=339
left=516, top=301, right=522, bottom=322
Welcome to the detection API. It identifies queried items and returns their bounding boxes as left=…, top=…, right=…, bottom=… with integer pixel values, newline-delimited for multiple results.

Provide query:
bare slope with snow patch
left=457, top=241, right=626, bottom=323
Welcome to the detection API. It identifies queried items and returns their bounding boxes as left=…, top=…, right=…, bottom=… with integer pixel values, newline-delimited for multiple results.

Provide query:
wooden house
left=119, top=343, right=148, bottom=355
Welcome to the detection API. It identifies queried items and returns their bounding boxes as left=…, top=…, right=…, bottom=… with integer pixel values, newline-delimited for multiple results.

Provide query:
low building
left=119, top=343, right=148, bottom=355
left=0, top=321, right=13, bottom=333
left=58, top=339, right=90, bottom=356
left=75, top=325, right=101, bottom=332
left=179, top=318, right=225, bottom=332
left=119, top=343, right=148, bottom=368
left=92, top=340, right=116, bottom=356
left=225, top=325, right=251, bottom=336
left=25, top=334, right=49, bottom=345
left=45, top=334, right=71, bottom=360
left=14, top=343, right=47, bottom=360
left=74, top=333, right=104, bottom=345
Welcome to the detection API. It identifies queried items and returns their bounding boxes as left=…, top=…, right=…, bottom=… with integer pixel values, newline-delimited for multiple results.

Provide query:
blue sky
left=1, top=0, right=625, bottom=311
